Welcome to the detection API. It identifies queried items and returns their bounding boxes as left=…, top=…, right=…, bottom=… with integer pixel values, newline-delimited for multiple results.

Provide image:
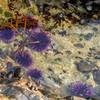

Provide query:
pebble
left=73, top=96, right=87, bottom=100
left=64, top=96, right=73, bottom=100
left=58, top=30, right=68, bottom=36
left=83, top=73, right=90, bottom=80
left=80, top=19, right=89, bottom=25
left=0, top=49, right=6, bottom=59
left=75, top=60, right=96, bottom=73
left=88, top=49, right=100, bottom=60
left=84, top=33, right=93, bottom=41
left=92, top=70, right=100, bottom=85
left=88, top=20, right=100, bottom=25
left=30, top=95, right=40, bottom=100
left=7, top=67, right=21, bottom=78
left=60, top=84, right=71, bottom=97
left=74, top=43, right=84, bottom=48
left=86, top=5, right=92, bottom=11
left=92, top=27, right=98, bottom=32
left=93, top=86, right=100, bottom=100
left=1, top=86, right=39, bottom=100
left=94, top=86, right=100, bottom=96
left=16, top=93, right=28, bottom=100
left=94, top=51, right=100, bottom=60
left=1, top=86, right=20, bottom=97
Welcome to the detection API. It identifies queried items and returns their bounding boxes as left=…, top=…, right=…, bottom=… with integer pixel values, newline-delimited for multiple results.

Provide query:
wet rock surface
left=0, top=0, right=100, bottom=99
left=92, top=70, right=100, bottom=85
left=75, top=60, right=97, bottom=73
left=84, top=33, right=93, bottom=41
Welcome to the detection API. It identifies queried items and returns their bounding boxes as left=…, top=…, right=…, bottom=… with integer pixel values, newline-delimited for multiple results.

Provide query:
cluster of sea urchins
left=2, top=16, right=51, bottom=80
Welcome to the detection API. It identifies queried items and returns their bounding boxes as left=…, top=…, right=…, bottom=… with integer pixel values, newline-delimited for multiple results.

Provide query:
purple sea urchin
left=70, top=81, right=93, bottom=98
left=0, top=27, right=15, bottom=43
left=27, top=68, right=42, bottom=80
left=14, top=50, right=33, bottom=68
left=28, top=32, right=51, bottom=52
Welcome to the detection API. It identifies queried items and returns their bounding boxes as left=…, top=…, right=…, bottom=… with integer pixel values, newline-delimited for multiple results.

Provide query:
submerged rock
left=30, top=96, right=40, bottom=100
left=58, top=30, right=68, bottom=36
left=74, top=43, right=84, bottom=48
left=75, top=60, right=97, bottom=73
left=92, top=70, right=100, bottom=85
left=1, top=86, right=20, bottom=97
left=16, top=93, right=29, bottom=100
left=92, top=86, right=100, bottom=100
left=94, top=51, right=100, bottom=60
left=84, top=33, right=93, bottom=41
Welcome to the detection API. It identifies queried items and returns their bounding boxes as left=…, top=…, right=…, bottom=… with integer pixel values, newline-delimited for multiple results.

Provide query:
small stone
left=92, top=27, right=98, bottom=32
left=84, top=33, right=93, bottom=41
left=94, top=51, right=100, bottom=59
left=73, top=96, right=87, bottom=100
left=80, top=19, right=88, bottom=24
left=75, top=60, right=96, bottom=73
left=0, top=49, right=6, bottom=59
left=58, top=30, right=67, bottom=36
left=60, top=84, right=72, bottom=97
left=92, top=70, right=100, bottom=85
left=83, top=73, right=90, bottom=80
left=94, top=86, right=100, bottom=96
left=64, top=96, right=73, bottom=100
left=1, top=86, right=20, bottom=97
left=86, top=5, right=92, bottom=11
left=93, top=86, right=100, bottom=100
left=74, top=43, right=84, bottom=48
left=30, top=95, right=40, bottom=100
left=95, top=55, right=100, bottom=59
left=16, top=94, right=28, bottom=100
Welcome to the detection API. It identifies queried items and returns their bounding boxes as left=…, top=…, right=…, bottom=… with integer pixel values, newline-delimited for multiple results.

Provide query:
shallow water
left=0, top=0, right=100, bottom=100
